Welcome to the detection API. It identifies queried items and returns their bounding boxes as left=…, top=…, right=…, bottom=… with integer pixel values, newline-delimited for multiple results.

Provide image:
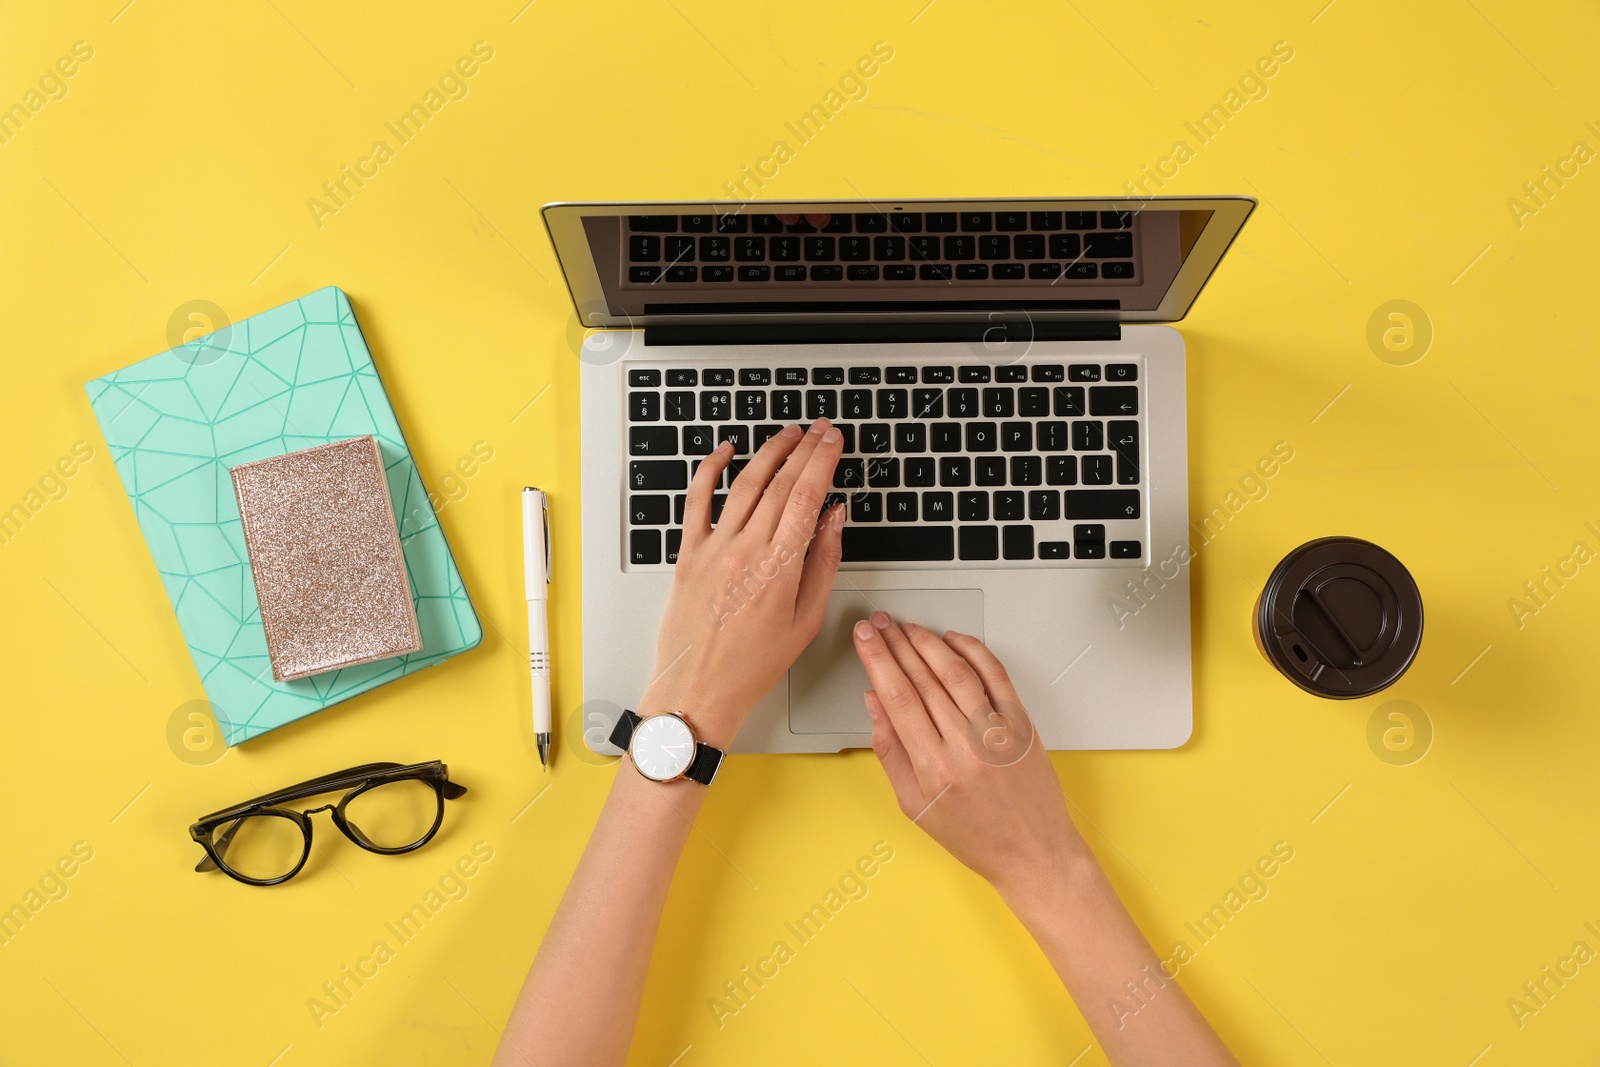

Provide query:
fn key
left=630, top=530, right=662, bottom=564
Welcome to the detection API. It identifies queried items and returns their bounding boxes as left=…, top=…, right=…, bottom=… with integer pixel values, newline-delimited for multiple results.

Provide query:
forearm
left=494, top=762, right=705, bottom=1067
left=999, top=840, right=1236, bottom=1067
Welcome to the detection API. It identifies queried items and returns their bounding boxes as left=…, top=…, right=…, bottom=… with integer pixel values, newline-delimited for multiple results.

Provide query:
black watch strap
left=609, top=709, right=724, bottom=786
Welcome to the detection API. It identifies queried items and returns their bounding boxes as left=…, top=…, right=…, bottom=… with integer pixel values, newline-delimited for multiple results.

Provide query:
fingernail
left=944, top=629, right=965, bottom=640
left=870, top=610, right=890, bottom=629
left=902, top=622, right=919, bottom=634
left=854, top=620, right=875, bottom=640
left=822, top=426, right=842, bottom=444
left=810, top=418, right=830, bottom=435
left=781, top=424, right=803, bottom=438
left=718, top=440, right=733, bottom=454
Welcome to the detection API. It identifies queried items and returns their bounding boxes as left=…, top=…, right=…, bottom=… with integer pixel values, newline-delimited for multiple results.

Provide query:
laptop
left=542, top=197, right=1254, bottom=753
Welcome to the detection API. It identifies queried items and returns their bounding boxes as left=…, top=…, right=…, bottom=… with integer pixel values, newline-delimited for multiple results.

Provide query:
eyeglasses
left=189, top=761, right=467, bottom=886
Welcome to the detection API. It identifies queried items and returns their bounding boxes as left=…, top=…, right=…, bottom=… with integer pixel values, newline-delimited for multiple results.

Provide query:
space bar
left=841, top=527, right=954, bottom=562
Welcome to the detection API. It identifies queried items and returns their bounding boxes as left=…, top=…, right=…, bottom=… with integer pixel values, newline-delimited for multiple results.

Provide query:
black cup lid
left=1257, top=537, right=1423, bottom=698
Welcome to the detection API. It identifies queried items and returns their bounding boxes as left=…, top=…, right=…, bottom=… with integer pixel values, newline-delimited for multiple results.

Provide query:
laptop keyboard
left=623, top=358, right=1144, bottom=568
left=623, top=211, right=1140, bottom=286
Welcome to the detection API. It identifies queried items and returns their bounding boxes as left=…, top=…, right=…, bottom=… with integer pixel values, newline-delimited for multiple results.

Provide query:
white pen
left=522, top=487, right=553, bottom=770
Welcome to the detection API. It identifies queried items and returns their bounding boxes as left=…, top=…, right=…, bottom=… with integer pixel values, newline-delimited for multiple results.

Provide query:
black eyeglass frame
left=188, top=760, right=467, bottom=887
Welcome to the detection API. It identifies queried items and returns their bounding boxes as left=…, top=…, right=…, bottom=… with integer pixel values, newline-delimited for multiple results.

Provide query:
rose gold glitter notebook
left=231, top=436, right=423, bottom=682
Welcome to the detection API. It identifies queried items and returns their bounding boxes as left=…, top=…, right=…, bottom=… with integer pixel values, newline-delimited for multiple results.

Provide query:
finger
left=749, top=418, right=834, bottom=539
left=774, top=420, right=844, bottom=549
left=865, top=690, right=923, bottom=815
left=873, top=614, right=967, bottom=738
left=718, top=423, right=803, bottom=531
left=903, top=624, right=990, bottom=719
left=942, top=630, right=1024, bottom=709
left=793, top=503, right=845, bottom=632
left=776, top=213, right=800, bottom=224
left=805, top=213, right=831, bottom=228
left=853, top=619, right=942, bottom=776
left=680, top=440, right=733, bottom=550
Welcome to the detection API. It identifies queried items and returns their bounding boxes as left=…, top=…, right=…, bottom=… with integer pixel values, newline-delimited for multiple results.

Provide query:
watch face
left=629, top=714, right=696, bottom=781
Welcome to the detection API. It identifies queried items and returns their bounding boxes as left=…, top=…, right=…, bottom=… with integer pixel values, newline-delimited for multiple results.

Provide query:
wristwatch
left=609, top=710, right=725, bottom=785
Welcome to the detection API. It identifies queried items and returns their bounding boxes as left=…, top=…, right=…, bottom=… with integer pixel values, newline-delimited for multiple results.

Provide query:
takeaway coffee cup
left=1254, top=537, right=1423, bottom=698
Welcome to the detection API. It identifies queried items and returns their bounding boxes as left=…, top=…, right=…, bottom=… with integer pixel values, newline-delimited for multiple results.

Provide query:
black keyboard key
left=959, top=525, right=999, bottom=560
left=995, top=211, right=1028, bottom=231
left=785, top=218, right=817, bottom=233
left=665, top=265, right=697, bottom=283
left=629, top=266, right=660, bottom=283
left=868, top=457, right=900, bottom=488
left=1102, top=262, right=1135, bottom=279
left=1046, top=455, right=1078, bottom=485
left=753, top=424, right=783, bottom=449
left=821, top=216, right=852, bottom=233
left=979, top=235, right=1010, bottom=260
left=1053, top=387, right=1085, bottom=417
left=806, top=389, right=839, bottom=420
left=983, top=388, right=1015, bottom=418
left=948, top=388, right=980, bottom=417
left=993, top=263, right=1026, bottom=279
left=804, top=236, right=836, bottom=261
left=939, top=457, right=971, bottom=486
left=716, top=214, right=748, bottom=233
left=1065, top=211, right=1096, bottom=230
left=719, top=425, right=750, bottom=454
left=665, top=528, right=683, bottom=563
left=1111, top=540, right=1142, bottom=559
left=958, top=491, right=989, bottom=521
left=1109, top=421, right=1139, bottom=484
left=886, top=366, right=918, bottom=384
left=856, top=213, right=890, bottom=232
left=895, top=423, right=927, bottom=453
left=926, top=213, right=957, bottom=232
left=905, top=457, right=936, bottom=486
left=884, top=264, right=916, bottom=280
left=887, top=492, right=918, bottom=522
left=630, top=215, right=677, bottom=232
left=908, top=235, right=939, bottom=260
left=919, top=264, right=953, bottom=281
left=700, top=391, right=731, bottom=421
left=1019, top=387, right=1050, bottom=416
left=776, top=265, right=807, bottom=281
left=1027, top=489, right=1060, bottom=522
left=1082, top=456, right=1112, bottom=485
left=1085, top=232, right=1133, bottom=258
left=629, top=460, right=686, bottom=491
left=840, top=236, right=872, bottom=261
left=842, top=389, right=872, bottom=419
left=703, top=265, right=733, bottom=281
left=663, top=391, right=695, bottom=421
left=1064, top=263, right=1097, bottom=279
left=842, top=526, right=953, bottom=562
left=997, top=365, right=1028, bottom=383
left=1105, top=363, right=1138, bottom=382
left=1040, top=540, right=1071, bottom=559
left=874, top=235, right=907, bottom=261
left=850, top=492, right=884, bottom=523
left=1028, top=262, right=1061, bottom=280
left=734, top=237, right=766, bottom=261
left=775, top=368, right=807, bottom=385
left=662, top=235, right=694, bottom=263
left=770, top=237, right=801, bottom=261
left=772, top=390, right=801, bottom=419
left=944, top=236, right=976, bottom=260
left=629, top=368, right=662, bottom=387
left=751, top=214, right=784, bottom=233
left=975, top=456, right=1007, bottom=486
left=736, top=385, right=769, bottom=417
left=1073, top=421, right=1104, bottom=451
left=965, top=422, right=997, bottom=452
left=859, top=423, right=892, bottom=453
left=630, top=426, right=676, bottom=455
left=834, top=458, right=865, bottom=489
left=847, top=264, right=881, bottom=280
left=704, top=368, right=735, bottom=386
left=921, top=365, right=955, bottom=384
left=1048, top=233, right=1081, bottom=259
left=1100, top=210, right=1133, bottom=230
left=710, top=492, right=727, bottom=523
left=1066, top=490, right=1139, bottom=520
left=1003, top=525, right=1034, bottom=561
left=629, top=391, right=660, bottom=421
left=994, top=490, right=1024, bottom=521
left=1030, top=211, right=1061, bottom=230
left=1013, top=234, right=1045, bottom=259
left=814, top=367, right=845, bottom=385
left=738, top=265, right=771, bottom=282
left=1068, top=364, right=1101, bottom=382
left=1037, top=420, right=1069, bottom=452
left=682, top=426, right=715, bottom=455
left=1000, top=422, right=1031, bottom=452
left=682, top=214, right=714, bottom=233
left=930, top=423, right=962, bottom=452
left=956, top=263, right=989, bottom=280
left=699, top=236, right=730, bottom=261
left=1031, top=364, right=1065, bottom=382
left=630, top=529, right=661, bottom=564
left=1010, top=456, right=1041, bottom=485
left=839, top=422, right=857, bottom=454
left=849, top=367, right=881, bottom=384
left=912, top=388, right=943, bottom=418
left=960, top=212, right=992, bottom=232
left=630, top=494, right=670, bottom=525
left=1091, top=386, right=1139, bottom=417
left=922, top=492, right=954, bottom=521
left=889, top=213, right=922, bottom=233
left=666, top=368, right=698, bottom=387
left=877, top=388, right=908, bottom=418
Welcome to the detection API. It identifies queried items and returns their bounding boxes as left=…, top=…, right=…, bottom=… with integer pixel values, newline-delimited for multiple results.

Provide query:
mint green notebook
left=85, top=286, right=481, bottom=745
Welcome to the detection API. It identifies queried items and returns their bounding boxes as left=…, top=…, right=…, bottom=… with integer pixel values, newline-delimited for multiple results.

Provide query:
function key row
left=626, top=363, right=1136, bottom=387
left=627, top=233, right=1133, bottom=264
left=629, top=211, right=1134, bottom=234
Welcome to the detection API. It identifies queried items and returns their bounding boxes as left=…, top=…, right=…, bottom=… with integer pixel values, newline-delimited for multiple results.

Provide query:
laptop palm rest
left=789, top=587, right=985, bottom=736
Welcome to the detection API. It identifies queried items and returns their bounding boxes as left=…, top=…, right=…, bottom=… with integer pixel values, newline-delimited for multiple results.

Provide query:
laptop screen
left=543, top=198, right=1253, bottom=327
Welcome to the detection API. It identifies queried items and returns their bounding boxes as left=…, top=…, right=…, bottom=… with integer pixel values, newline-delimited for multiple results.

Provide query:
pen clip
left=541, top=493, right=551, bottom=584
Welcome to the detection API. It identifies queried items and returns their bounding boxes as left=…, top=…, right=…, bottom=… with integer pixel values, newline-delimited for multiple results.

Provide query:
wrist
left=993, top=832, right=1096, bottom=921
left=635, top=683, right=744, bottom=750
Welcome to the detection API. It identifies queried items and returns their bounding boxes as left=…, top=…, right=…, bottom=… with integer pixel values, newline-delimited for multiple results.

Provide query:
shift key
left=628, top=460, right=687, bottom=490
left=1064, top=489, right=1140, bottom=520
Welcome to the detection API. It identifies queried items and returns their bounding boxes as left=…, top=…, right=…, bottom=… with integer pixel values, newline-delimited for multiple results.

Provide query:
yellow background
left=2, top=1, right=1597, bottom=1063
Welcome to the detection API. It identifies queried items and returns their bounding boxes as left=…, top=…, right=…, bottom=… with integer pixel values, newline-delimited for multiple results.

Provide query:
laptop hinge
left=643, top=320, right=1121, bottom=347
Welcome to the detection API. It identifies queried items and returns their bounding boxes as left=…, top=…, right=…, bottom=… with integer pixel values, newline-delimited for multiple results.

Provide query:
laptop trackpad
left=789, top=587, right=985, bottom=735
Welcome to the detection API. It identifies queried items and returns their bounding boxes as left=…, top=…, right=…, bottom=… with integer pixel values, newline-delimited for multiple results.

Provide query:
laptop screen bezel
left=542, top=196, right=1254, bottom=329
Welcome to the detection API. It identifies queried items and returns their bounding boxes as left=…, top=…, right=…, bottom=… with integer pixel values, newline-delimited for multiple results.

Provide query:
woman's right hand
left=851, top=613, right=1084, bottom=901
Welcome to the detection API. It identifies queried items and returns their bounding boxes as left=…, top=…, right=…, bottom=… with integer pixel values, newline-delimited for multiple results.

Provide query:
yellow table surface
left=3, top=2, right=1597, bottom=1063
